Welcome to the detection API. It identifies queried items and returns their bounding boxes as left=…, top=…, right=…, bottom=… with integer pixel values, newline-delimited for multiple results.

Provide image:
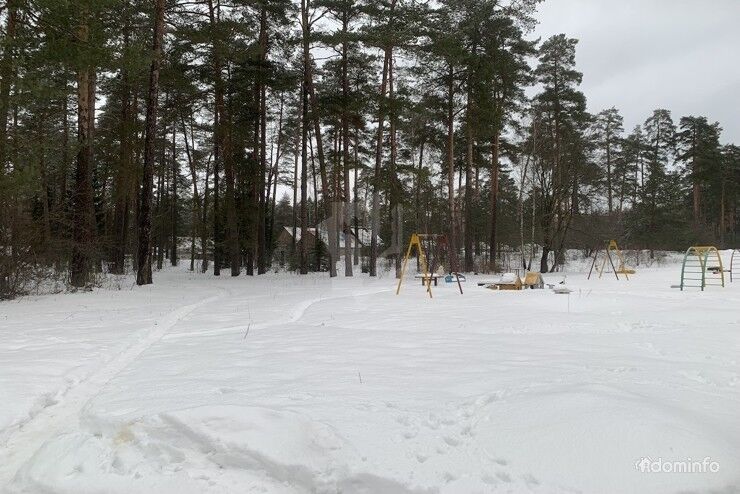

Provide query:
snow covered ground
left=1, top=260, right=739, bottom=493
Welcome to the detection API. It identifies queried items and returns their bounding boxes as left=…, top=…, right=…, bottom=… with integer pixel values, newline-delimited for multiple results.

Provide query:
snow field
left=1, top=264, right=739, bottom=493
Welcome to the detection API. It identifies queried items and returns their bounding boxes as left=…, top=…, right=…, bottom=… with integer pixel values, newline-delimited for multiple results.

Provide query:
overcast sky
left=533, top=0, right=740, bottom=144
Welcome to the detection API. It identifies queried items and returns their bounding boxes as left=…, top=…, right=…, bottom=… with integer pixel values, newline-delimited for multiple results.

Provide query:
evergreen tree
left=677, top=116, right=722, bottom=228
left=592, top=107, right=624, bottom=214
left=533, top=34, right=587, bottom=272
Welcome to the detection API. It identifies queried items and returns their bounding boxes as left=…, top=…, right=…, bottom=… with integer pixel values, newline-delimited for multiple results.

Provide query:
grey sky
left=534, top=0, right=740, bottom=144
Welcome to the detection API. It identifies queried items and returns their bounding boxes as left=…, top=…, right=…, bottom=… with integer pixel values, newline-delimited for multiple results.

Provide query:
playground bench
left=414, top=273, right=440, bottom=286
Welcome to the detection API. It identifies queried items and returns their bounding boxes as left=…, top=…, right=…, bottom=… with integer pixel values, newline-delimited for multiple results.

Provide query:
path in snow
left=0, top=294, right=221, bottom=488
left=0, top=277, right=394, bottom=492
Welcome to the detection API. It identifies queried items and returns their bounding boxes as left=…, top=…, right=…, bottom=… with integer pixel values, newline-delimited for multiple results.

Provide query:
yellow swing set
left=587, top=240, right=635, bottom=280
left=396, top=233, right=463, bottom=298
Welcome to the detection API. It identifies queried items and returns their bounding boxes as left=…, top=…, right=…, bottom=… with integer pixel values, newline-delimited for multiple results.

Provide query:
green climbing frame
left=680, top=246, right=725, bottom=291
left=730, top=249, right=740, bottom=282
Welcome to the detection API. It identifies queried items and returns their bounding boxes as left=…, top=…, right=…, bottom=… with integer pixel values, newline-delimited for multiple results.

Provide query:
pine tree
left=533, top=34, right=587, bottom=272
left=136, top=0, right=166, bottom=285
left=593, top=107, right=624, bottom=214
left=641, top=109, right=676, bottom=254
left=70, top=2, right=97, bottom=287
left=677, top=116, right=722, bottom=228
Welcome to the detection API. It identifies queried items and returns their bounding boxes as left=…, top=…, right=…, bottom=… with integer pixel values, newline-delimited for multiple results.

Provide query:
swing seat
left=616, top=268, right=635, bottom=275
left=615, top=261, right=635, bottom=275
left=444, top=273, right=466, bottom=283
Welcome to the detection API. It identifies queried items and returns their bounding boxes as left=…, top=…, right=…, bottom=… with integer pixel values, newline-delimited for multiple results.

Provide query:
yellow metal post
left=396, top=234, right=417, bottom=295
left=598, top=249, right=609, bottom=278
left=396, top=233, right=433, bottom=298
left=609, top=240, right=630, bottom=280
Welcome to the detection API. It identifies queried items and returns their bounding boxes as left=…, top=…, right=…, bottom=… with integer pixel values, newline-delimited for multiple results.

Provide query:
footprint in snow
left=443, top=472, right=457, bottom=483
left=481, top=474, right=497, bottom=485
left=521, top=473, right=540, bottom=486
left=402, top=430, right=417, bottom=439
left=459, top=424, right=473, bottom=437
left=396, top=415, right=411, bottom=426
left=496, top=471, right=511, bottom=483
left=424, top=414, right=440, bottom=430
left=679, top=370, right=712, bottom=385
left=443, top=436, right=461, bottom=447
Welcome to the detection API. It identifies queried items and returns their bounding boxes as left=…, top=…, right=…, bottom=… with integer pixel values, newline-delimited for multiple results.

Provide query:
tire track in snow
left=254, top=287, right=394, bottom=329
left=0, top=293, right=221, bottom=489
left=162, top=286, right=393, bottom=340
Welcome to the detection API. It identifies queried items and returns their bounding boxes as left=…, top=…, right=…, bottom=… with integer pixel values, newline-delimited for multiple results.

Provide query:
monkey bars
left=730, top=249, right=740, bottom=282
left=680, top=246, right=725, bottom=291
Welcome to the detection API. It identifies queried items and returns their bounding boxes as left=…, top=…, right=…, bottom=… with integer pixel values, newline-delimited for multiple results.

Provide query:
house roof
left=281, top=224, right=381, bottom=248
left=283, top=226, right=316, bottom=243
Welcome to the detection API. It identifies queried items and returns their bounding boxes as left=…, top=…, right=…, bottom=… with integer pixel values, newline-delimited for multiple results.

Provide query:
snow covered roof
left=283, top=226, right=317, bottom=243
left=500, top=272, right=520, bottom=283
left=282, top=224, right=381, bottom=248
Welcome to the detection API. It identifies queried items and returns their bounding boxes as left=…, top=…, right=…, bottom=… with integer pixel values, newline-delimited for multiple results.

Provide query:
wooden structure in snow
left=522, top=272, right=544, bottom=289
left=486, top=272, right=522, bottom=291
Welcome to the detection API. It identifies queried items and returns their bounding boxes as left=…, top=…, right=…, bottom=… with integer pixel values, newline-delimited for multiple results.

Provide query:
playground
left=1, top=256, right=739, bottom=493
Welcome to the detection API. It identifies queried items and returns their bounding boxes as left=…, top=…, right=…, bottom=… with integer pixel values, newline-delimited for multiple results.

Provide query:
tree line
left=1, top=0, right=738, bottom=298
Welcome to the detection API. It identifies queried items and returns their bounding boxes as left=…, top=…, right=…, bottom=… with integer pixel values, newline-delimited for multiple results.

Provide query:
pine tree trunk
left=606, top=127, right=612, bottom=214
left=266, top=96, right=284, bottom=267
left=489, top=133, right=500, bottom=268
left=370, top=48, right=390, bottom=277
left=341, top=10, right=353, bottom=277
left=389, top=51, right=402, bottom=277
left=170, top=123, right=178, bottom=266
left=156, top=125, right=166, bottom=271
left=353, top=127, right=360, bottom=266
left=292, top=116, right=299, bottom=254
left=691, top=128, right=700, bottom=227
left=307, top=65, right=337, bottom=277
left=464, top=91, right=474, bottom=272
left=55, top=95, right=70, bottom=238
left=213, top=16, right=238, bottom=276
left=205, top=0, right=225, bottom=276
left=720, top=163, right=726, bottom=247
left=39, top=112, right=52, bottom=252
left=181, top=116, right=201, bottom=272
left=0, top=0, right=17, bottom=170
left=136, top=0, right=165, bottom=285
left=70, top=15, right=95, bottom=288
left=445, top=63, right=457, bottom=263
left=309, top=135, right=321, bottom=270
left=256, top=7, right=268, bottom=275
left=201, top=151, right=211, bottom=273
left=112, top=26, right=132, bottom=274
left=299, top=0, right=310, bottom=275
